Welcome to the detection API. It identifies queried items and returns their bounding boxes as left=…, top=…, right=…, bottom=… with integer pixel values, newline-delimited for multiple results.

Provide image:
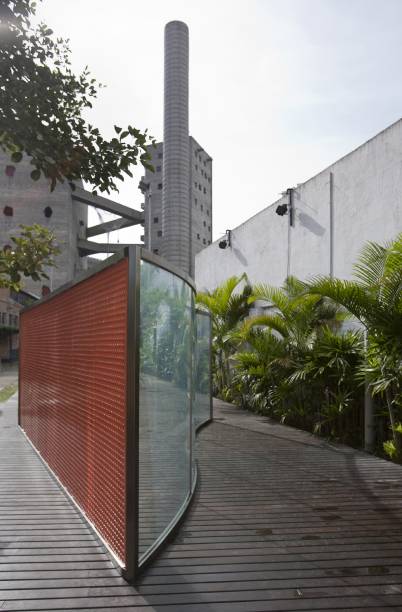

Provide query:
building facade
left=140, top=136, right=212, bottom=276
left=0, top=151, right=144, bottom=296
left=0, top=152, right=88, bottom=296
left=195, top=118, right=402, bottom=291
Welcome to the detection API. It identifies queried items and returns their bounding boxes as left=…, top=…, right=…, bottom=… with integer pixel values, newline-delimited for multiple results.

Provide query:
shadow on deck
left=1, top=396, right=402, bottom=611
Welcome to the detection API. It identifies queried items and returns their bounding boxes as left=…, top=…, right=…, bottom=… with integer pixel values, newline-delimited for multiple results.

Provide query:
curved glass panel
left=138, top=260, right=192, bottom=560
left=194, top=312, right=211, bottom=428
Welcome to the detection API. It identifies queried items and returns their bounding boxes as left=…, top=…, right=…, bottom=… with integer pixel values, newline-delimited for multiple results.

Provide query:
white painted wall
left=195, top=119, right=402, bottom=291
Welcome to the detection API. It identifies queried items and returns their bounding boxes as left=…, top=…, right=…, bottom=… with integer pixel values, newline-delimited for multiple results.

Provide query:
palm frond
left=195, top=292, right=215, bottom=312
left=250, top=283, right=294, bottom=317
left=240, top=314, right=290, bottom=339
left=214, top=273, right=247, bottom=309
left=353, top=239, right=388, bottom=288
left=307, top=276, right=374, bottom=325
left=283, top=275, right=307, bottom=298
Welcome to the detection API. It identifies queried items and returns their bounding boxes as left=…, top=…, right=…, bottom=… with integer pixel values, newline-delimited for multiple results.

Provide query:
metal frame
left=20, top=251, right=127, bottom=315
left=17, top=323, right=21, bottom=427
left=189, top=292, right=195, bottom=517
left=137, top=470, right=198, bottom=575
left=131, top=247, right=199, bottom=579
left=195, top=308, right=214, bottom=427
left=208, top=311, right=213, bottom=422
left=140, top=248, right=196, bottom=292
left=133, top=293, right=215, bottom=578
left=19, top=246, right=212, bottom=584
left=124, top=246, right=141, bottom=581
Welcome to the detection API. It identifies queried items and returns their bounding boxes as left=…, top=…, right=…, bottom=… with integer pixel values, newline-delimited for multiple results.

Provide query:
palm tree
left=196, top=274, right=252, bottom=397
left=232, top=276, right=353, bottom=432
left=287, top=328, right=364, bottom=439
left=307, top=233, right=402, bottom=458
left=246, top=275, right=343, bottom=360
left=232, top=326, right=293, bottom=418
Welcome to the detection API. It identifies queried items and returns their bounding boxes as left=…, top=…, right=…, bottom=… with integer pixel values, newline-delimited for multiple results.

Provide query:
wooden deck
left=2, top=394, right=402, bottom=610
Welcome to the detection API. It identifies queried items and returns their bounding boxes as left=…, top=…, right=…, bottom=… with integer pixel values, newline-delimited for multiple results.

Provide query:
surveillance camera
left=218, top=229, right=231, bottom=249
left=276, top=204, right=288, bottom=216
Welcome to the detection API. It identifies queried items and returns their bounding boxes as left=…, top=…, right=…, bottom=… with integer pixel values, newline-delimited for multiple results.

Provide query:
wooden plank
left=1, top=596, right=150, bottom=610
left=0, top=577, right=128, bottom=590
left=0, top=569, right=123, bottom=580
left=3, top=393, right=402, bottom=610
left=0, top=404, right=144, bottom=612
left=136, top=574, right=402, bottom=595
left=0, top=586, right=142, bottom=601
left=134, top=399, right=402, bottom=610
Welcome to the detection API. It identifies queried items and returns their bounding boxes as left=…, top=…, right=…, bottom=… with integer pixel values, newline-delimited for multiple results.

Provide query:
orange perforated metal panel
left=19, top=258, right=128, bottom=565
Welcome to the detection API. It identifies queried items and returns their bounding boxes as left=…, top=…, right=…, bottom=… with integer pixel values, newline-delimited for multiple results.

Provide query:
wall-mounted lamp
left=275, top=203, right=288, bottom=216
left=219, top=229, right=231, bottom=249
left=275, top=188, right=294, bottom=226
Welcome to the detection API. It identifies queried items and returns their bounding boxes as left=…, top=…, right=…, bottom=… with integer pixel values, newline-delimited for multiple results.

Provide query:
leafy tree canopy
left=0, top=0, right=155, bottom=193
left=0, top=224, right=60, bottom=291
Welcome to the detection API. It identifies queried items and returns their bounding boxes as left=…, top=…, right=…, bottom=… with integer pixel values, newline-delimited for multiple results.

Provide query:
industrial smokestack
left=161, top=20, right=190, bottom=274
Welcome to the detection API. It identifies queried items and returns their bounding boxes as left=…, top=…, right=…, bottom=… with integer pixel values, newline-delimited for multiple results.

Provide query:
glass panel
left=194, top=312, right=211, bottom=428
left=138, top=260, right=192, bottom=561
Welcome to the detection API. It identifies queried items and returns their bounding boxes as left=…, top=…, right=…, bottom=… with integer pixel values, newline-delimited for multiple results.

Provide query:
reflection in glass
left=138, top=261, right=192, bottom=560
left=194, top=313, right=211, bottom=428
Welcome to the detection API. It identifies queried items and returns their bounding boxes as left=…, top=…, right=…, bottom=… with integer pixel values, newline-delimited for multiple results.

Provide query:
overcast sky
left=39, top=0, right=402, bottom=245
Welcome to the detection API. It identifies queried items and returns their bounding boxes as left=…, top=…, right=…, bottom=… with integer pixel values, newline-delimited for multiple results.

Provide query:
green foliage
left=196, top=274, right=252, bottom=398
left=231, top=279, right=364, bottom=444
left=0, top=224, right=60, bottom=291
left=384, top=424, right=402, bottom=461
left=0, top=0, right=155, bottom=193
left=308, top=235, right=402, bottom=347
left=308, top=233, right=402, bottom=458
left=206, top=234, right=401, bottom=461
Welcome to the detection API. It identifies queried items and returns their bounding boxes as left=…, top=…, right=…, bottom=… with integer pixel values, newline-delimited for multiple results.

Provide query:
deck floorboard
left=2, top=395, right=402, bottom=610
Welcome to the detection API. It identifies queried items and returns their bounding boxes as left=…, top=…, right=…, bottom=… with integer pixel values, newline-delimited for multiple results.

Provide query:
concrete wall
left=0, top=152, right=87, bottom=295
left=195, top=118, right=402, bottom=291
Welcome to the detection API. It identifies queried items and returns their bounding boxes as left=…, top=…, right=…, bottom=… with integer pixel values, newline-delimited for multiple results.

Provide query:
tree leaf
left=11, top=151, right=23, bottom=163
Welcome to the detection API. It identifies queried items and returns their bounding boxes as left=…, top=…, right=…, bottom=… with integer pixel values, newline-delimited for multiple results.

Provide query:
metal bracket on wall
left=287, top=188, right=294, bottom=227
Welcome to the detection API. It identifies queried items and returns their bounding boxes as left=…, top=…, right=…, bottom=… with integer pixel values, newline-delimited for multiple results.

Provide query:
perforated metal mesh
left=19, top=258, right=128, bottom=565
